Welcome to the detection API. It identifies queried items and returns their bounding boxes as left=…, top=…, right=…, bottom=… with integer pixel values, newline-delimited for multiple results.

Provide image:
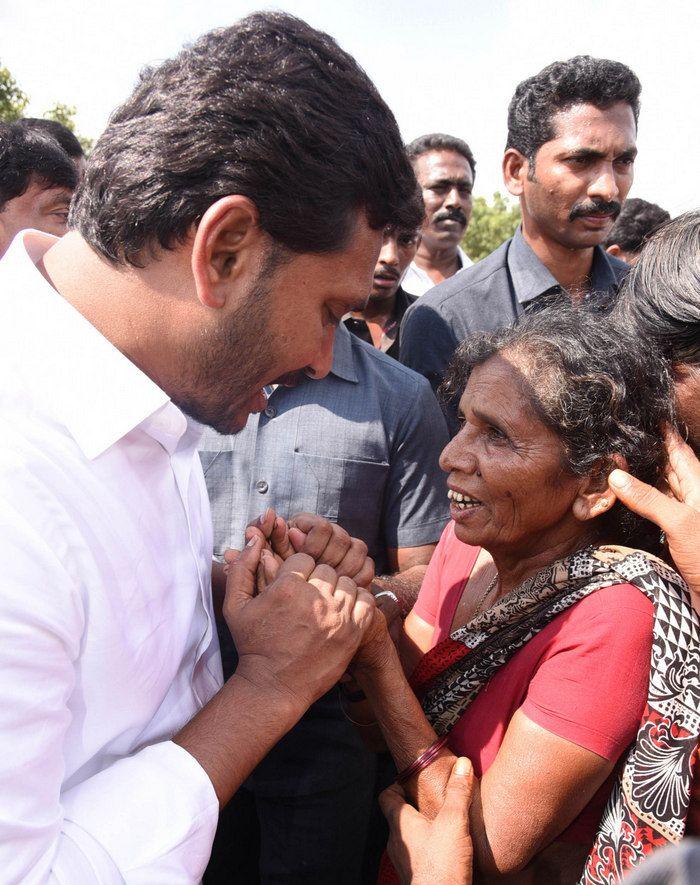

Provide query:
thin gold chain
left=473, top=573, right=499, bottom=619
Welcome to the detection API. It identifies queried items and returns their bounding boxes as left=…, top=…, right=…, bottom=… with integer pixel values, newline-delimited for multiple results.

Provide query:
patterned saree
left=387, top=546, right=700, bottom=883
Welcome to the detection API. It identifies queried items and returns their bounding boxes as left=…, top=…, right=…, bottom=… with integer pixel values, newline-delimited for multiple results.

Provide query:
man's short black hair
left=17, top=118, right=85, bottom=160
left=0, top=122, right=78, bottom=212
left=70, top=12, right=423, bottom=267
left=604, top=198, right=670, bottom=254
left=616, top=210, right=700, bottom=366
left=507, top=56, right=641, bottom=160
left=405, top=133, right=476, bottom=178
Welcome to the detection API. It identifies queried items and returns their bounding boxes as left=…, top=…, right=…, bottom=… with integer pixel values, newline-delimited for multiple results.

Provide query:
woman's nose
left=439, top=431, right=479, bottom=475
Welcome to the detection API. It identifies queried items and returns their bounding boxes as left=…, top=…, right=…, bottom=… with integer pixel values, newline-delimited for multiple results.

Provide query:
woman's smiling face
left=439, top=354, right=588, bottom=558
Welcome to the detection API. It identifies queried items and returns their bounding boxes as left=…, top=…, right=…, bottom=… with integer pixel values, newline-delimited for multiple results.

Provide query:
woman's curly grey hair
left=440, top=303, right=674, bottom=552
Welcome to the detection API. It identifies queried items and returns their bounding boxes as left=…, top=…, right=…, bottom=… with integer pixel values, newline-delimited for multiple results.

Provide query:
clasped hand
left=221, top=510, right=386, bottom=711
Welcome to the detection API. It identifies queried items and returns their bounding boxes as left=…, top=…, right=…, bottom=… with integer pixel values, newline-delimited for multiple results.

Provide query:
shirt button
left=255, top=480, right=269, bottom=494
left=264, top=406, right=276, bottom=419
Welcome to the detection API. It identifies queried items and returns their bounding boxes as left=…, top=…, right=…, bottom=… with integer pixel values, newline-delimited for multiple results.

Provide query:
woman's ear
left=572, top=454, right=629, bottom=522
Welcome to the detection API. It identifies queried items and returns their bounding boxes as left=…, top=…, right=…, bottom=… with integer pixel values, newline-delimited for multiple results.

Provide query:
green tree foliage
left=0, top=63, right=29, bottom=121
left=463, top=192, right=521, bottom=262
left=44, top=102, right=93, bottom=152
left=1, top=63, right=92, bottom=152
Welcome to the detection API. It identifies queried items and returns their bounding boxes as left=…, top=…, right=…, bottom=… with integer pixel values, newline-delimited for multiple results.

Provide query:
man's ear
left=191, top=195, right=263, bottom=309
left=572, top=454, right=629, bottom=522
left=503, top=149, right=529, bottom=197
left=606, top=244, right=623, bottom=258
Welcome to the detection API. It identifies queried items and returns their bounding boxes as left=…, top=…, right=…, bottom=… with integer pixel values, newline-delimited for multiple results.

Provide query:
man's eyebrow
left=426, top=176, right=472, bottom=188
left=561, top=146, right=638, bottom=161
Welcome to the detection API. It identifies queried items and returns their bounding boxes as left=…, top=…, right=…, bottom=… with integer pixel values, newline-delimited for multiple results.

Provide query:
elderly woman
left=348, top=305, right=699, bottom=884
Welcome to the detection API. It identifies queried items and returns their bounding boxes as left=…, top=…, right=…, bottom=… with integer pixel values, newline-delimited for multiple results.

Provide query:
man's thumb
left=438, top=757, right=474, bottom=821
left=224, top=535, right=264, bottom=610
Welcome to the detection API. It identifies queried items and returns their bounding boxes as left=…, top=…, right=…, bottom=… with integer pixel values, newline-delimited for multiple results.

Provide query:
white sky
left=2, top=0, right=698, bottom=215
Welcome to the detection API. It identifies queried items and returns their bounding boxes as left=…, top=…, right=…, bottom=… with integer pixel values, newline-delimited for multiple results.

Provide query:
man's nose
left=304, top=324, right=336, bottom=381
left=379, top=239, right=399, bottom=266
left=588, top=165, right=620, bottom=203
left=444, top=186, right=461, bottom=208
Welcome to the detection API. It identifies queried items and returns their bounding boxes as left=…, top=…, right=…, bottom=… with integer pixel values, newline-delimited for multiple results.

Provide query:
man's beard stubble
left=172, top=259, right=278, bottom=435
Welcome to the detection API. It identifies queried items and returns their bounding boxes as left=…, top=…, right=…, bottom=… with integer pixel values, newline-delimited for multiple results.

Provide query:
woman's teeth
left=447, top=489, right=481, bottom=510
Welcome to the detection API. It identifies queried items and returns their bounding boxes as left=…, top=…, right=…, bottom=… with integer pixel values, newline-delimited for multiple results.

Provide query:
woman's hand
left=379, top=757, right=474, bottom=885
left=609, top=428, right=700, bottom=603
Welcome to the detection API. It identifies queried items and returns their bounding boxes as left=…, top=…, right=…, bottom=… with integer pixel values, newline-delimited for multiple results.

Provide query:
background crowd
left=0, top=10, right=699, bottom=885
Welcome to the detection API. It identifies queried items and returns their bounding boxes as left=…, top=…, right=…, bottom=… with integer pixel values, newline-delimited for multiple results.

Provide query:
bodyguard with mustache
left=401, top=56, right=638, bottom=433
left=401, top=133, right=476, bottom=296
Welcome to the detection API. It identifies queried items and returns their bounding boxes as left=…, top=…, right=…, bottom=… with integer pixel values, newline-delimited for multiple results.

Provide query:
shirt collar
left=508, top=225, right=621, bottom=305
left=329, top=321, right=359, bottom=383
left=0, top=231, right=187, bottom=459
left=507, top=226, right=561, bottom=305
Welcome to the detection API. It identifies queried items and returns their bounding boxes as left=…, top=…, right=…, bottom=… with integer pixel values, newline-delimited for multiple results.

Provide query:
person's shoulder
left=605, top=251, right=631, bottom=283
left=351, top=334, right=435, bottom=396
left=566, top=581, right=654, bottom=627
left=412, top=239, right=512, bottom=316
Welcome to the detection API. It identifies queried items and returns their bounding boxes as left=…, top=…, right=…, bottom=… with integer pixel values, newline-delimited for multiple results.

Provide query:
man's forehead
left=415, top=150, right=473, bottom=183
left=548, top=101, right=637, bottom=150
left=27, top=181, right=74, bottom=205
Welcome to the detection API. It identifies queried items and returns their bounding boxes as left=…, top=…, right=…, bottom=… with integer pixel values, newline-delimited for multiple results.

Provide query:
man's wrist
left=233, top=654, right=312, bottom=723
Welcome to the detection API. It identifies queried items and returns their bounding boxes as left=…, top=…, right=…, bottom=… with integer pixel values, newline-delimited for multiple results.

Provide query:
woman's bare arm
left=356, top=633, right=615, bottom=877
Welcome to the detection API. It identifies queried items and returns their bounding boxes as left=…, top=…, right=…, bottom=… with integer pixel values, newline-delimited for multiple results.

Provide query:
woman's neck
left=488, top=529, right=598, bottom=599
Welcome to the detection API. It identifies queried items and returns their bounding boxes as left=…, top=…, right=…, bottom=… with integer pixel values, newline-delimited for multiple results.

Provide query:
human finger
left=289, top=513, right=337, bottom=561
left=437, top=757, right=474, bottom=822
left=379, top=782, right=413, bottom=828
left=223, top=536, right=265, bottom=622
left=269, top=516, right=294, bottom=560
left=308, top=562, right=340, bottom=597
left=351, top=586, right=377, bottom=633
left=352, top=552, right=375, bottom=589
left=275, top=551, right=318, bottom=583
left=609, top=468, right=683, bottom=533
left=665, top=431, right=700, bottom=510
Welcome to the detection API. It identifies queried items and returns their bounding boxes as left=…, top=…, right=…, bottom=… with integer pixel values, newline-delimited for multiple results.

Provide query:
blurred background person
left=604, top=196, right=670, bottom=264
left=0, top=120, right=77, bottom=256
left=345, top=223, right=422, bottom=361
left=401, top=56, right=639, bottom=434
left=16, top=117, right=86, bottom=176
left=402, top=133, right=476, bottom=296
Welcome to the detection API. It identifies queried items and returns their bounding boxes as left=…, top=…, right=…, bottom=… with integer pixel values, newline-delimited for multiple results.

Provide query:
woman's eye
left=487, top=425, right=506, bottom=441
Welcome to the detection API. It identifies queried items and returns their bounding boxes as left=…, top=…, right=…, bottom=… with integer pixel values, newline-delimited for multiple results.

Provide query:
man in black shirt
left=401, top=55, right=639, bottom=433
left=344, top=223, right=421, bottom=361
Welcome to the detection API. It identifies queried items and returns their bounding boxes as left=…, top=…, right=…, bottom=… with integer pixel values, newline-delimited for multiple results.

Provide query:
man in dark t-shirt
left=344, top=223, right=420, bottom=361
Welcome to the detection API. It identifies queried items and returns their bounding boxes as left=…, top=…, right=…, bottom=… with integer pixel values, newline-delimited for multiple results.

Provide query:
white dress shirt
left=401, top=244, right=473, bottom=297
left=0, top=232, right=223, bottom=883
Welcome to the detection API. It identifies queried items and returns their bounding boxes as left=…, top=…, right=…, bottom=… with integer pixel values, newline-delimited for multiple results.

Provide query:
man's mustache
left=569, top=199, right=621, bottom=222
left=433, top=208, right=468, bottom=226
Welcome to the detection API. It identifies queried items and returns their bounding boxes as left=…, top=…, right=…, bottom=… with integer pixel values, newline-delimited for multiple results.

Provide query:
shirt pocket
left=198, top=435, right=238, bottom=556
left=337, top=458, right=390, bottom=545
left=290, top=452, right=345, bottom=521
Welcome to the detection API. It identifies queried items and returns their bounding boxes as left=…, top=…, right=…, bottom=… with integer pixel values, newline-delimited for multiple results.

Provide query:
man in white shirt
left=0, top=12, right=423, bottom=883
left=402, top=133, right=476, bottom=296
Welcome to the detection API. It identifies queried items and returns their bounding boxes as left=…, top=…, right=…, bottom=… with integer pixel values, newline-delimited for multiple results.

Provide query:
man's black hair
left=70, top=12, right=423, bottom=267
left=0, top=122, right=78, bottom=212
left=616, top=210, right=700, bottom=366
left=17, top=118, right=85, bottom=160
left=405, top=133, right=476, bottom=178
left=604, top=198, right=671, bottom=254
left=506, top=56, right=641, bottom=161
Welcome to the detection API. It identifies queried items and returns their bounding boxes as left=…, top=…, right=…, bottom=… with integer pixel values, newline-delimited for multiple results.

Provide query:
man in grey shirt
left=200, top=320, right=449, bottom=883
left=401, top=55, right=638, bottom=434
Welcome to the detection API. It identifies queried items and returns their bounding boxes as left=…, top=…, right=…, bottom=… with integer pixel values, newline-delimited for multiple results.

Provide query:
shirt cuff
left=521, top=699, right=630, bottom=762
left=61, top=740, right=219, bottom=882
